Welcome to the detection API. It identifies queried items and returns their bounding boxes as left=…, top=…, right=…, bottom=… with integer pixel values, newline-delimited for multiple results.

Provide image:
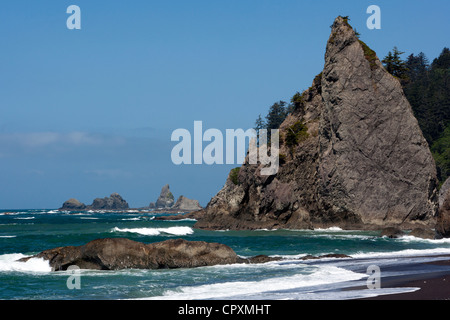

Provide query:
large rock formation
left=59, top=198, right=86, bottom=211
left=172, top=196, right=203, bottom=211
left=18, top=238, right=267, bottom=271
left=437, top=177, right=450, bottom=237
left=194, top=16, right=438, bottom=231
left=88, top=193, right=129, bottom=210
left=153, top=184, right=175, bottom=208
left=59, top=193, right=129, bottom=211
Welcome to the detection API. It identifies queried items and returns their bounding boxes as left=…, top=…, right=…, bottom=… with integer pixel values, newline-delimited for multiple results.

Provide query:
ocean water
left=2, top=209, right=450, bottom=300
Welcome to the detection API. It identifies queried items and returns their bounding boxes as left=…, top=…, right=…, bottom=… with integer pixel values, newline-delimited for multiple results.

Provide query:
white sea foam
left=399, top=235, right=450, bottom=244
left=165, top=218, right=197, bottom=222
left=14, top=217, right=35, bottom=220
left=353, top=247, right=450, bottom=259
left=0, top=235, right=17, bottom=238
left=111, top=226, right=194, bottom=236
left=145, top=264, right=365, bottom=300
left=120, top=217, right=141, bottom=221
left=313, top=227, right=344, bottom=231
left=0, top=253, right=52, bottom=273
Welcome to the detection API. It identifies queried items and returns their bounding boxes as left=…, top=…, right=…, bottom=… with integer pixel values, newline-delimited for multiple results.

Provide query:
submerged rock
left=410, top=227, right=436, bottom=240
left=380, top=227, right=405, bottom=239
left=193, top=16, right=438, bottom=231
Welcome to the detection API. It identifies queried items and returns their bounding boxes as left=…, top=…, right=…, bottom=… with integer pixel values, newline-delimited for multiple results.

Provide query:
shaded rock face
left=437, top=177, right=450, bottom=238
left=59, top=198, right=86, bottom=211
left=154, top=184, right=175, bottom=208
left=172, top=196, right=203, bottom=211
left=21, top=238, right=239, bottom=271
left=89, top=193, right=129, bottom=210
left=194, top=16, right=438, bottom=231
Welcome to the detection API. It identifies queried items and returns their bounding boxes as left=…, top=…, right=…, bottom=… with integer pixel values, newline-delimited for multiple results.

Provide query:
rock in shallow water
left=19, top=238, right=239, bottom=271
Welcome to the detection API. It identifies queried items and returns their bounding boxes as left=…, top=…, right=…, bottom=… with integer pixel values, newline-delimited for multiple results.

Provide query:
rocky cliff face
left=194, top=16, right=438, bottom=231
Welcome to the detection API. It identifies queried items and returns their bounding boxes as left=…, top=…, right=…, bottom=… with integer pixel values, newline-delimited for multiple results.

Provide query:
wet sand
left=358, top=257, right=450, bottom=300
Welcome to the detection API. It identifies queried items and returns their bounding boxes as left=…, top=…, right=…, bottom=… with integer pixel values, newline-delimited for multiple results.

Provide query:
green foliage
left=290, top=92, right=305, bottom=112
left=431, top=125, right=450, bottom=187
left=359, top=40, right=378, bottom=70
left=382, top=47, right=408, bottom=79
left=266, top=101, right=288, bottom=131
left=229, top=167, right=241, bottom=185
left=342, top=16, right=351, bottom=28
left=285, top=121, right=309, bottom=151
left=254, top=100, right=292, bottom=141
left=401, top=47, right=450, bottom=183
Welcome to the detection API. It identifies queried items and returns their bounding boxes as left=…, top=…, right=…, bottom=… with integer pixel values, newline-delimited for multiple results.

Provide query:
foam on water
left=0, top=253, right=52, bottom=273
left=353, top=247, right=450, bottom=259
left=145, top=264, right=365, bottom=300
left=111, top=226, right=194, bottom=236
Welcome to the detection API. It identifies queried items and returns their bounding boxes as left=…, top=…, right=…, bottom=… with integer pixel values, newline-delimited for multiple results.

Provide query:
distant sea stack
left=148, top=184, right=203, bottom=212
left=150, top=184, right=175, bottom=209
left=59, top=193, right=129, bottom=211
left=60, top=198, right=86, bottom=211
left=172, top=196, right=203, bottom=211
left=89, top=193, right=129, bottom=210
left=193, top=16, right=438, bottom=231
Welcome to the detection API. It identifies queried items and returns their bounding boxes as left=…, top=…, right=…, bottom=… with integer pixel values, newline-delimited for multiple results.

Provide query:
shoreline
left=352, top=256, right=450, bottom=300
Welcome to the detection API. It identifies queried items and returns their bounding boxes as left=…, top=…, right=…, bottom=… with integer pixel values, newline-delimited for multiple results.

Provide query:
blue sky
left=0, top=0, right=449, bottom=209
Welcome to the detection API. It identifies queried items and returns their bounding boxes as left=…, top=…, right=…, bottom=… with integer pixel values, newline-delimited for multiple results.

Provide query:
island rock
left=193, top=16, right=438, bottom=231
left=88, top=193, right=129, bottom=210
left=172, top=196, right=203, bottom=212
left=59, top=198, right=86, bottom=211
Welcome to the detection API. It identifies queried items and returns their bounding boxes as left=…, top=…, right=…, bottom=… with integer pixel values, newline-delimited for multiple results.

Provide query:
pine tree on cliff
left=382, top=47, right=408, bottom=80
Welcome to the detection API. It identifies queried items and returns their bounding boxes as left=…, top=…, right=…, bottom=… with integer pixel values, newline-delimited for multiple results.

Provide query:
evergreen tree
left=265, top=101, right=288, bottom=132
left=382, top=47, right=408, bottom=80
left=401, top=48, right=450, bottom=184
left=254, top=114, right=265, bottom=133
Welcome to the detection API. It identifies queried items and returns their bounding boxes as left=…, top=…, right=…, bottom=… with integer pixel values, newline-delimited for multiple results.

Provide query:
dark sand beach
left=356, top=256, right=450, bottom=300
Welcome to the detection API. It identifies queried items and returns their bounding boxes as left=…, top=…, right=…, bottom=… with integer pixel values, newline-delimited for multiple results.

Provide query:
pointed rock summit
left=194, top=16, right=438, bottom=231
left=152, top=184, right=175, bottom=208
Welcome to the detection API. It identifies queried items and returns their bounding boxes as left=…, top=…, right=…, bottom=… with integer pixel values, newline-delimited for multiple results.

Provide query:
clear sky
left=1, top=0, right=449, bottom=209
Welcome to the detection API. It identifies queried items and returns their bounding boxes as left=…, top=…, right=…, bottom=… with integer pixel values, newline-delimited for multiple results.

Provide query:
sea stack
left=193, top=16, right=438, bottom=231
left=59, top=198, right=86, bottom=211
left=88, top=193, right=129, bottom=210
left=153, top=184, right=175, bottom=208
left=172, top=195, right=203, bottom=211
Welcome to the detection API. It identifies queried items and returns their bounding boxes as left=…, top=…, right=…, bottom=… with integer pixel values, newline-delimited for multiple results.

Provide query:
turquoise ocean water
left=2, top=209, right=450, bottom=300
